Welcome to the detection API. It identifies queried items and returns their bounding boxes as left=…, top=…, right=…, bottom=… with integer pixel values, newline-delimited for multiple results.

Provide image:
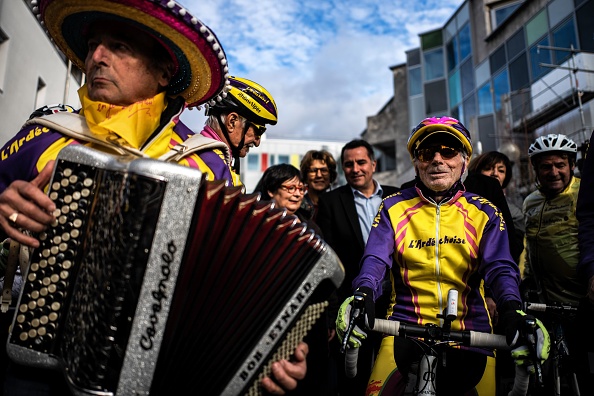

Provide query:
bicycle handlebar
left=525, top=301, right=578, bottom=313
left=345, top=318, right=530, bottom=395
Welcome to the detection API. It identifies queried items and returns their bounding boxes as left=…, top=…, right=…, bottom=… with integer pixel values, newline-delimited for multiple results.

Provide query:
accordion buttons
left=83, top=178, right=93, bottom=187
left=72, top=191, right=81, bottom=200
left=64, top=195, right=72, bottom=204
left=63, top=168, right=72, bottom=177
left=60, top=179, right=69, bottom=188
left=52, top=182, right=60, bottom=191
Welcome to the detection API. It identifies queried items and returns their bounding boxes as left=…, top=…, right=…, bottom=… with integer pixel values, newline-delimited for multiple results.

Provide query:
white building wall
left=239, top=137, right=347, bottom=193
left=0, top=0, right=81, bottom=146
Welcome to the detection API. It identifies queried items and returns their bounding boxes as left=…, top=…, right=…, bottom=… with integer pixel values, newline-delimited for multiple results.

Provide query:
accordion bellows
left=7, top=145, right=344, bottom=395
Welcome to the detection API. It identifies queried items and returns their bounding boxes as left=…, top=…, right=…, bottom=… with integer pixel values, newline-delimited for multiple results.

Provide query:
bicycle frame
left=525, top=302, right=581, bottom=396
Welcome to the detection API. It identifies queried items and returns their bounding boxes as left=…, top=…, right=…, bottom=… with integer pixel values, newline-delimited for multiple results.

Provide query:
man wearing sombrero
left=0, top=0, right=305, bottom=394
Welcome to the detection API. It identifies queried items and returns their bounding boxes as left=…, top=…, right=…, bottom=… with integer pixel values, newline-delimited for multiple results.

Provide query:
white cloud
left=181, top=0, right=464, bottom=141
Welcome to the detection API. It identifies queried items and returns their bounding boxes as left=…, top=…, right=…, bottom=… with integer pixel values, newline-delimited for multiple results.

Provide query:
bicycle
left=524, top=301, right=581, bottom=396
left=342, top=289, right=538, bottom=396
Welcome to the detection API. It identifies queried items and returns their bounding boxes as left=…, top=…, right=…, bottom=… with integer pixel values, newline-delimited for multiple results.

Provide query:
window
left=407, top=49, right=421, bottom=67
left=526, top=9, right=549, bottom=46
left=461, top=59, right=475, bottom=98
left=278, top=155, right=289, bottom=164
left=491, top=1, right=523, bottom=30
left=553, top=18, right=577, bottom=64
left=463, top=93, right=477, bottom=124
left=475, top=61, right=490, bottom=87
left=529, top=36, right=551, bottom=81
left=548, top=0, right=573, bottom=28
left=421, top=30, right=443, bottom=51
left=506, top=28, right=525, bottom=61
left=446, top=38, right=458, bottom=72
left=424, top=80, right=448, bottom=114
left=458, top=23, right=472, bottom=61
left=424, top=48, right=444, bottom=81
left=451, top=105, right=463, bottom=124
left=576, top=0, right=594, bottom=52
left=478, top=83, right=493, bottom=116
left=493, top=69, right=510, bottom=111
left=409, top=67, right=422, bottom=96
left=449, top=70, right=462, bottom=106
left=247, top=154, right=259, bottom=171
left=509, top=53, right=530, bottom=91
left=490, top=45, right=507, bottom=74
left=511, top=90, right=532, bottom=120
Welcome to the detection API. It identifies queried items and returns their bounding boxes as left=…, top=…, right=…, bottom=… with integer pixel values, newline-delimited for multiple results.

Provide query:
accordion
left=7, top=145, right=344, bottom=395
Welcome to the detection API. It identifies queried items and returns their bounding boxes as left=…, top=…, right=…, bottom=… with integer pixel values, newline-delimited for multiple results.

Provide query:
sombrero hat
left=34, top=0, right=229, bottom=108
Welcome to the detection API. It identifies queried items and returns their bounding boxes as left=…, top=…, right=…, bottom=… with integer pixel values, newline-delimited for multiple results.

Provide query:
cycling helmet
left=407, top=116, right=472, bottom=160
left=528, top=134, right=577, bottom=160
left=206, top=76, right=278, bottom=126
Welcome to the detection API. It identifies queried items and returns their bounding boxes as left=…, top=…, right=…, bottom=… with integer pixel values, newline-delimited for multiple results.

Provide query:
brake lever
left=341, top=294, right=365, bottom=353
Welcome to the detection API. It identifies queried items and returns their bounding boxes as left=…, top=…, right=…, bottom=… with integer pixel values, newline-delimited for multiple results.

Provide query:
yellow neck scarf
left=77, top=85, right=175, bottom=157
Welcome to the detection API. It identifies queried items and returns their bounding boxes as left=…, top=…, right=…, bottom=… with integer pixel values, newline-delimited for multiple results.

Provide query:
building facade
left=0, top=0, right=82, bottom=147
left=365, top=0, right=594, bottom=199
left=239, top=138, right=346, bottom=192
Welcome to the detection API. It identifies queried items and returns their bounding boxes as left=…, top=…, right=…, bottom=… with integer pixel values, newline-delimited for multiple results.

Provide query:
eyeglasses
left=415, top=145, right=460, bottom=162
left=279, top=184, right=306, bottom=194
left=249, top=122, right=266, bottom=137
left=307, top=167, right=330, bottom=175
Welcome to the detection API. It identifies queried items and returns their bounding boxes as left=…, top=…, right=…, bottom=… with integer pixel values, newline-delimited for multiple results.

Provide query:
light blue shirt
left=352, top=180, right=383, bottom=244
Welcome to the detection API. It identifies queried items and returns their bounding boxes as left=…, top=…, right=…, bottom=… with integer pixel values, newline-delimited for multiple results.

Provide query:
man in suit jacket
left=317, top=139, right=399, bottom=395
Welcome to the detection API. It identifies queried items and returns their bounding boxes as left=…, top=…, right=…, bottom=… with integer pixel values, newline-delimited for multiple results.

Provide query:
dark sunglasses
left=415, top=145, right=460, bottom=162
left=249, top=123, right=266, bottom=136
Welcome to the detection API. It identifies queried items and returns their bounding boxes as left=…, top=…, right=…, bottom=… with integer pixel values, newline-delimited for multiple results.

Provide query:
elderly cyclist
left=336, top=117, right=549, bottom=395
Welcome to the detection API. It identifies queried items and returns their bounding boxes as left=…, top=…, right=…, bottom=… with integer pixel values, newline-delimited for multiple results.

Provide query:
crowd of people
left=0, top=1, right=592, bottom=395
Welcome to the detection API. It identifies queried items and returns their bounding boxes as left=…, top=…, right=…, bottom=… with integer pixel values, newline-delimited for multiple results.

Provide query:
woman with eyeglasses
left=253, top=163, right=332, bottom=393
left=253, top=164, right=322, bottom=233
left=299, top=150, right=338, bottom=220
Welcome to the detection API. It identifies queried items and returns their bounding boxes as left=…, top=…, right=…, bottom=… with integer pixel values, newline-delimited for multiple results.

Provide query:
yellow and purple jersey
left=0, top=119, right=236, bottom=191
left=354, top=186, right=521, bottom=337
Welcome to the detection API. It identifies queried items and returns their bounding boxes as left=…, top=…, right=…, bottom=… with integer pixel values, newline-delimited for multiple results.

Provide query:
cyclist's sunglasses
left=249, top=122, right=266, bottom=137
left=415, top=144, right=461, bottom=162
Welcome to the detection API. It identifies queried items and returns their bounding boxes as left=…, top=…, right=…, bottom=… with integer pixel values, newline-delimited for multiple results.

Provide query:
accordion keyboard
left=10, top=163, right=97, bottom=353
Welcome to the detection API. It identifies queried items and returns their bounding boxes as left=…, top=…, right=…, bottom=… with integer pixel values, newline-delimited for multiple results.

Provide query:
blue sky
left=180, top=0, right=464, bottom=142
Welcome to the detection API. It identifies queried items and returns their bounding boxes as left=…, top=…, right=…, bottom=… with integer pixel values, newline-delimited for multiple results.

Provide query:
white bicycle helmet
left=528, top=134, right=577, bottom=160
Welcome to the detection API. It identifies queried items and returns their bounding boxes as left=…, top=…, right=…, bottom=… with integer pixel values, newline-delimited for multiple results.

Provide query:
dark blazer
left=317, top=183, right=399, bottom=300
